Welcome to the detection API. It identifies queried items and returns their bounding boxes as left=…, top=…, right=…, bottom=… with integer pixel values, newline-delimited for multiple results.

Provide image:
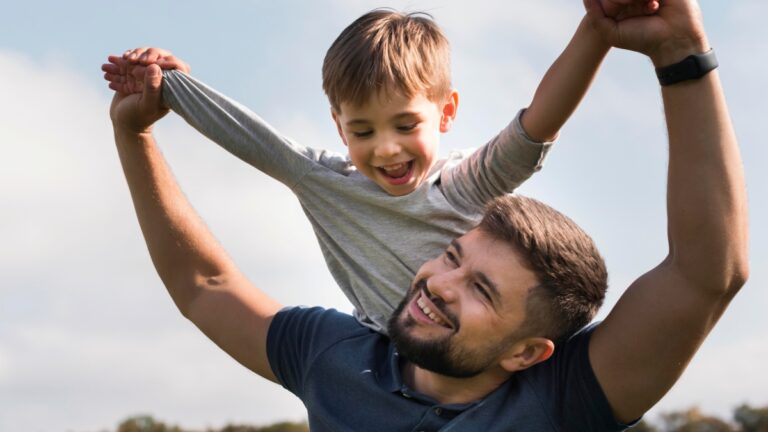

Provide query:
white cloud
left=0, top=50, right=331, bottom=431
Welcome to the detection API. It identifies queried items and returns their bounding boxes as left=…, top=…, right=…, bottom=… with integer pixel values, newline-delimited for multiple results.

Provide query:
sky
left=1, top=1, right=766, bottom=431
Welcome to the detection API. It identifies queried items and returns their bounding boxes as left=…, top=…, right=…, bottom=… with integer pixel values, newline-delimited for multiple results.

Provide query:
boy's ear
left=439, top=90, right=459, bottom=133
left=498, top=337, right=555, bottom=373
left=331, top=108, right=348, bottom=147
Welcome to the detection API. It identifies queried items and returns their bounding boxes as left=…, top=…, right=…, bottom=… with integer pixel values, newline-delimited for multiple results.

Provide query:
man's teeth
left=416, top=297, right=446, bottom=326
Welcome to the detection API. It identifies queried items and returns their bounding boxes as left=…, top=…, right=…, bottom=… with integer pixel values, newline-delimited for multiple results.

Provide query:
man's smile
left=409, top=289, right=455, bottom=330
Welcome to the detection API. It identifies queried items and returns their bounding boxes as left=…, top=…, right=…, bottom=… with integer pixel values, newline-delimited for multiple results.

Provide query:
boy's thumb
left=144, top=64, right=163, bottom=101
left=141, top=64, right=164, bottom=108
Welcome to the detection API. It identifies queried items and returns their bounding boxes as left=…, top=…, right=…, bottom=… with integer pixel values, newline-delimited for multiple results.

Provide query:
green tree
left=217, top=422, right=308, bottom=432
left=734, top=404, right=768, bottom=432
left=117, top=415, right=182, bottom=432
left=660, top=407, right=734, bottom=432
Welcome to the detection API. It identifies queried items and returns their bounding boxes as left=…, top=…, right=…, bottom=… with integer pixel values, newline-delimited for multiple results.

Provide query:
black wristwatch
left=655, top=49, right=718, bottom=86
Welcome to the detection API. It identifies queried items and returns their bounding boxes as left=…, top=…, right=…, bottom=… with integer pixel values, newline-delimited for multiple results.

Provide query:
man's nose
left=426, top=271, right=460, bottom=304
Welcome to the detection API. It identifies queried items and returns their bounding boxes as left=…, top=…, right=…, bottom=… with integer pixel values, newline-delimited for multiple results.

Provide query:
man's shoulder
left=268, top=306, right=380, bottom=356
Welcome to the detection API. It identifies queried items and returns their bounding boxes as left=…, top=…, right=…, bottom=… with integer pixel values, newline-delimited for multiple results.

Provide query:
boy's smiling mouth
left=378, top=161, right=414, bottom=185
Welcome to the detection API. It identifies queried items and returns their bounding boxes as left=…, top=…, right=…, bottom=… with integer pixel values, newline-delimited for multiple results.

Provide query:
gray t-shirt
left=162, top=70, right=553, bottom=332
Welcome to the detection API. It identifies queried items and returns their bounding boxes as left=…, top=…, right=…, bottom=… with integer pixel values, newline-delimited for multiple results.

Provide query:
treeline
left=624, top=405, right=768, bottom=432
left=111, top=404, right=768, bottom=432
left=114, top=416, right=307, bottom=432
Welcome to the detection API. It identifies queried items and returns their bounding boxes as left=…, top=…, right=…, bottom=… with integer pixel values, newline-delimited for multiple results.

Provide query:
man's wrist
left=655, top=49, right=718, bottom=86
left=649, top=36, right=710, bottom=67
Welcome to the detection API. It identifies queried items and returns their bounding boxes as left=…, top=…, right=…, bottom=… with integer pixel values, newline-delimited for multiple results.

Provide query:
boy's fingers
left=102, top=63, right=121, bottom=74
left=139, top=64, right=165, bottom=112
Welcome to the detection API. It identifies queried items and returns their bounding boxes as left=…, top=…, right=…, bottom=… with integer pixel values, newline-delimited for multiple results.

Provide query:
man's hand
left=585, top=0, right=709, bottom=66
left=109, top=64, right=169, bottom=135
left=102, top=47, right=190, bottom=95
left=597, top=0, right=659, bottom=21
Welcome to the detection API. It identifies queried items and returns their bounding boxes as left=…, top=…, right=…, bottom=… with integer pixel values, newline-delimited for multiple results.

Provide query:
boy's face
left=332, top=90, right=458, bottom=196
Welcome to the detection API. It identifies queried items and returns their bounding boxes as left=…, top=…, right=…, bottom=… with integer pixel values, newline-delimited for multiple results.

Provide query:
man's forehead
left=453, top=229, right=539, bottom=296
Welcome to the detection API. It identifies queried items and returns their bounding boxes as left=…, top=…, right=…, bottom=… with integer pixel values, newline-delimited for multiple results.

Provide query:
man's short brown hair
left=322, top=9, right=452, bottom=112
left=479, top=195, right=608, bottom=345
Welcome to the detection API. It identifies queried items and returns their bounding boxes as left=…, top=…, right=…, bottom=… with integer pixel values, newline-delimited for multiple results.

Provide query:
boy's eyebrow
left=345, top=111, right=421, bottom=127
left=450, top=238, right=502, bottom=306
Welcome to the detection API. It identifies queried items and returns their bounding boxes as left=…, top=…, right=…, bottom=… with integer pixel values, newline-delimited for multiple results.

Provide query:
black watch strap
left=655, top=49, right=718, bottom=86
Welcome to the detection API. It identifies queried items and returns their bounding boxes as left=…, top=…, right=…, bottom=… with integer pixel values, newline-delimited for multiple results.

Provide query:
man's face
left=332, top=90, right=457, bottom=196
left=388, top=228, right=540, bottom=378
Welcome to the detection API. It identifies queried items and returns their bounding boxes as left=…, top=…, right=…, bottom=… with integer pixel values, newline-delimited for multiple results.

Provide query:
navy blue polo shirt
left=267, top=306, right=634, bottom=431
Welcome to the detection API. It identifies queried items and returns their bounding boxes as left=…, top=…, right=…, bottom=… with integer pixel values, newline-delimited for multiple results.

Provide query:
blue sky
left=1, top=1, right=766, bottom=430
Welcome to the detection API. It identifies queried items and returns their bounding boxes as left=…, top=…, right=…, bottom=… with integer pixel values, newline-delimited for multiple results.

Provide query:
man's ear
left=331, top=108, right=348, bottom=147
left=439, top=90, right=459, bottom=133
left=499, top=337, right=555, bottom=373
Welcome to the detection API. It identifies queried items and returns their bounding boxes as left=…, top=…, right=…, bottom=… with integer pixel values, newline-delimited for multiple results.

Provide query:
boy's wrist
left=580, top=15, right=611, bottom=52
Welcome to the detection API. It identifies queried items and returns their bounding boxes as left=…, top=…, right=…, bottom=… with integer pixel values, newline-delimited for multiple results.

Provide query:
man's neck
left=402, top=361, right=513, bottom=405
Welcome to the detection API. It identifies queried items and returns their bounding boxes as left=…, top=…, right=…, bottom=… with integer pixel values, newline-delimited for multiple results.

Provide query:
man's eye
left=444, top=251, right=458, bottom=265
left=352, top=130, right=373, bottom=138
left=474, top=283, right=492, bottom=302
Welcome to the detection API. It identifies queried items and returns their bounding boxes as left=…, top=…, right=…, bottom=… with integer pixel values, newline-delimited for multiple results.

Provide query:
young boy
left=104, top=3, right=657, bottom=333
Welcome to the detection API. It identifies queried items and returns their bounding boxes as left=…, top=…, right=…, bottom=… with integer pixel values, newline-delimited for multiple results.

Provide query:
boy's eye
left=352, top=130, right=373, bottom=138
left=397, top=123, right=418, bottom=132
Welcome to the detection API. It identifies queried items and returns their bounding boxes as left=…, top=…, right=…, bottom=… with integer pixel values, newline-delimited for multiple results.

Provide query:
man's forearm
left=113, top=128, right=236, bottom=314
left=661, top=67, right=749, bottom=293
left=521, top=16, right=610, bottom=142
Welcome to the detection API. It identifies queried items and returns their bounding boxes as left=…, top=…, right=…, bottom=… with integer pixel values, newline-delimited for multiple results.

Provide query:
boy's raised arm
left=520, top=1, right=658, bottom=142
left=585, top=0, right=748, bottom=423
left=110, top=64, right=282, bottom=382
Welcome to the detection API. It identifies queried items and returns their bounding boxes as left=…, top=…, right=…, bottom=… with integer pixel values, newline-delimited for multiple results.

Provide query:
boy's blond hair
left=322, top=9, right=452, bottom=112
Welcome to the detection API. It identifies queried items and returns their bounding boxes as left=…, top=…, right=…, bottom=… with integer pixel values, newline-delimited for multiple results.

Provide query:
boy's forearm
left=521, top=16, right=609, bottom=142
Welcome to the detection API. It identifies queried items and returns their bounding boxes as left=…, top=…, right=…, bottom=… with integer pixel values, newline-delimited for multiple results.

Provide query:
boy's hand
left=585, top=0, right=708, bottom=66
left=597, top=0, right=660, bottom=21
left=102, top=47, right=190, bottom=95
left=109, top=64, right=169, bottom=135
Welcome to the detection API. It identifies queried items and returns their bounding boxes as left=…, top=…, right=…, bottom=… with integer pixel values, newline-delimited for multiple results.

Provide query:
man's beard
left=387, top=279, right=505, bottom=378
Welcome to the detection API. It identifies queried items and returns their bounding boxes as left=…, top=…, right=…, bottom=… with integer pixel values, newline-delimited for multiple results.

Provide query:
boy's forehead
left=336, top=90, right=438, bottom=119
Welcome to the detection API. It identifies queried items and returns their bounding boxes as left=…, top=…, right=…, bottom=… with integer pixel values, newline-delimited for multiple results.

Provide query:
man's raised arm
left=109, top=64, right=282, bottom=382
left=584, top=0, right=749, bottom=423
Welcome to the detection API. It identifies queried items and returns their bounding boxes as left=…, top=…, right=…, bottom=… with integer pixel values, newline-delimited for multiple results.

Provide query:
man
left=108, top=0, right=747, bottom=430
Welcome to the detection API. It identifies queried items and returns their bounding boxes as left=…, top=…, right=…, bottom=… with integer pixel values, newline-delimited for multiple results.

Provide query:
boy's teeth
left=382, top=162, right=409, bottom=178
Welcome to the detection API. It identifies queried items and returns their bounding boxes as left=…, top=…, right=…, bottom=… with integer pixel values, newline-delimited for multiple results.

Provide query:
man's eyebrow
left=450, top=239, right=463, bottom=257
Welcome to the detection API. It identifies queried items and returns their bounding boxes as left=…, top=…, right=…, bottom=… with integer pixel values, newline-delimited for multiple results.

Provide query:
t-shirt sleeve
left=528, top=324, right=640, bottom=431
left=440, top=109, right=554, bottom=212
left=161, top=70, right=343, bottom=187
left=266, top=306, right=364, bottom=397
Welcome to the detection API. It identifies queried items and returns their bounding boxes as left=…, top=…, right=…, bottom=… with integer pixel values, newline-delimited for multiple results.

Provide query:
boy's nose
left=373, top=139, right=402, bottom=159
